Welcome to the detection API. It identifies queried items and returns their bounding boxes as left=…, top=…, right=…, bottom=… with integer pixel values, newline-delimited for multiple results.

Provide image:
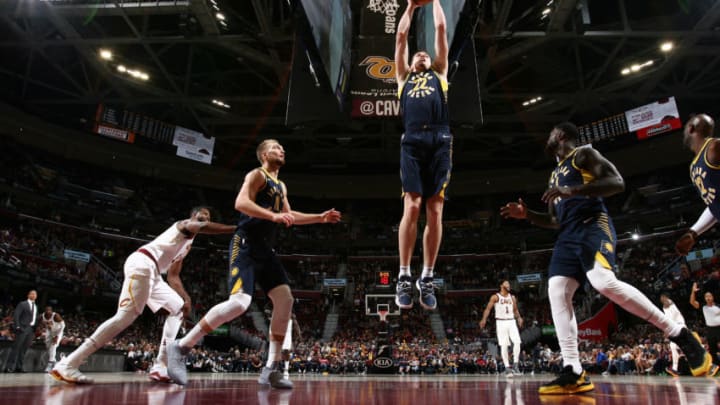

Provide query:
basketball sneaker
left=50, top=363, right=94, bottom=384
left=512, top=363, right=522, bottom=376
left=395, top=276, right=413, bottom=309
left=416, top=277, right=436, bottom=310
left=538, top=365, right=594, bottom=395
left=669, top=328, right=713, bottom=376
left=166, top=341, right=190, bottom=385
left=149, top=364, right=172, bottom=383
left=504, top=368, right=514, bottom=378
left=258, top=365, right=293, bottom=389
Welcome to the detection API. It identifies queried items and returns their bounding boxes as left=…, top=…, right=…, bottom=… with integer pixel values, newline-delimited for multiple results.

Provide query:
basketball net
left=378, top=309, right=389, bottom=323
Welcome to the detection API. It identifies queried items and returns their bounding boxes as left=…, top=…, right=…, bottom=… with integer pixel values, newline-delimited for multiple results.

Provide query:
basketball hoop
left=378, top=309, right=389, bottom=323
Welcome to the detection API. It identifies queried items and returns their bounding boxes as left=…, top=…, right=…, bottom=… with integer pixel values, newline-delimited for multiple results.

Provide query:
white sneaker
left=50, top=363, right=94, bottom=384
left=258, top=366, right=293, bottom=389
left=166, top=341, right=190, bottom=386
left=149, top=365, right=172, bottom=383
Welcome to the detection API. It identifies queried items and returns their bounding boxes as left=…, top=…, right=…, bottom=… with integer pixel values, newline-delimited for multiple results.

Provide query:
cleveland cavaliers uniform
left=548, top=146, right=616, bottom=279
left=228, top=167, right=290, bottom=297
left=118, top=222, right=194, bottom=315
left=43, top=312, right=65, bottom=364
left=494, top=293, right=521, bottom=347
left=398, top=69, right=452, bottom=199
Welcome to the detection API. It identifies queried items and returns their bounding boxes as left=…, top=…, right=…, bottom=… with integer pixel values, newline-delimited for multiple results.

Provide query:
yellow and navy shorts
left=400, top=129, right=452, bottom=199
left=228, top=232, right=289, bottom=296
left=549, top=212, right=616, bottom=281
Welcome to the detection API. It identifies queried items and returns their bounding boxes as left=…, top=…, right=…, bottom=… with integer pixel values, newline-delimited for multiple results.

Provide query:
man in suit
left=5, top=290, right=38, bottom=372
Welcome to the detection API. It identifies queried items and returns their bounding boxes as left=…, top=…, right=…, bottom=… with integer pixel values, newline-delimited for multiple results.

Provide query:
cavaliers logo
left=359, top=56, right=396, bottom=83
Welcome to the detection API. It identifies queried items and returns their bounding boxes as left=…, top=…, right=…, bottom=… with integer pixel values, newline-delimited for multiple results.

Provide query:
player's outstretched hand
left=500, top=199, right=527, bottom=220
left=321, top=209, right=342, bottom=224
left=272, top=212, right=295, bottom=227
left=479, top=320, right=486, bottom=329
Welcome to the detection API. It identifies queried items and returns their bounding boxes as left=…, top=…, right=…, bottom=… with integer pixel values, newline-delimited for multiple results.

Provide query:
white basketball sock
left=548, top=276, right=582, bottom=375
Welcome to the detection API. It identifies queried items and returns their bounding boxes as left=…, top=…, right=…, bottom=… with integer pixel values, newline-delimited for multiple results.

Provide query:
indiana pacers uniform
left=548, top=146, right=616, bottom=279
left=43, top=312, right=65, bottom=367
left=690, top=137, right=720, bottom=218
left=228, top=167, right=290, bottom=297
left=398, top=69, right=452, bottom=198
left=494, top=293, right=521, bottom=348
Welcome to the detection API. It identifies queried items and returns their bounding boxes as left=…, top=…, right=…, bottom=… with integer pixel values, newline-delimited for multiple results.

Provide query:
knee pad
left=229, top=292, right=252, bottom=312
left=586, top=266, right=617, bottom=294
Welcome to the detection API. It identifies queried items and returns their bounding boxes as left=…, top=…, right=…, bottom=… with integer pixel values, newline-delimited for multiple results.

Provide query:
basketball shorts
left=119, top=252, right=184, bottom=315
left=400, top=129, right=452, bottom=199
left=496, top=319, right=521, bottom=346
left=228, top=232, right=290, bottom=296
left=549, top=212, right=617, bottom=282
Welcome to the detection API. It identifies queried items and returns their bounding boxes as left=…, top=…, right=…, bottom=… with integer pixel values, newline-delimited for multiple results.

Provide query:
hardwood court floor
left=0, top=372, right=717, bottom=404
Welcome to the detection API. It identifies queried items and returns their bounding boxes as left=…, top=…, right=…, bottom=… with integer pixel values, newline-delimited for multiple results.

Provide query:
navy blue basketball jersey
left=549, top=146, right=608, bottom=226
left=398, top=69, right=449, bottom=131
left=236, top=168, right=284, bottom=240
left=690, top=138, right=720, bottom=219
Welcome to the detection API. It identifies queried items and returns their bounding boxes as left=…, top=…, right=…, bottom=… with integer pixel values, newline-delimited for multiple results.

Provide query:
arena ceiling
left=1, top=0, right=720, bottom=175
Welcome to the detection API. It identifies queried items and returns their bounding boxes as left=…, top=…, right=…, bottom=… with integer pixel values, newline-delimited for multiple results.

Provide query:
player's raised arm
left=431, top=0, right=448, bottom=77
left=395, top=1, right=417, bottom=85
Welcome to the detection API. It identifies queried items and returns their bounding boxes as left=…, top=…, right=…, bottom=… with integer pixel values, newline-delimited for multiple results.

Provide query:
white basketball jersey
left=662, top=303, right=685, bottom=326
left=139, top=222, right=195, bottom=274
left=494, top=293, right=515, bottom=320
left=43, top=312, right=64, bottom=334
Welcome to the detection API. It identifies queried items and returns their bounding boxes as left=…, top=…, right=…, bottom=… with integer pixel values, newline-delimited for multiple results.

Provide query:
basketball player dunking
left=479, top=280, right=523, bottom=376
left=501, top=122, right=715, bottom=395
left=394, top=0, right=452, bottom=312
left=51, top=208, right=236, bottom=384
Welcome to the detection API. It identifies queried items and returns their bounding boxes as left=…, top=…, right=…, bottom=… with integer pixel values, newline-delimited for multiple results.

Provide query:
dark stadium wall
left=0, top=101, right=691, bottom=198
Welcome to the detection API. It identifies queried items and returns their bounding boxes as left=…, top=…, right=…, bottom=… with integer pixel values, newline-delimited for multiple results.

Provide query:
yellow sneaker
left=538, top=366, right=594, bottom=395
left=669, top=328, right=712, bottom=377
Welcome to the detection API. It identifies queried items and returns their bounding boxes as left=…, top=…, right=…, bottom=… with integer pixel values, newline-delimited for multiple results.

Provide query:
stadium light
left=99, top=49, right=113, bottom=60
left=660, top=41, right=674, bottom=52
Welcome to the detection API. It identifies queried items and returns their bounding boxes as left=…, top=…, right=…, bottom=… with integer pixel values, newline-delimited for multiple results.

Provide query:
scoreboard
left=577, top=97, right=681, bottom=146
left=577, top=113, right=629, bottom=145
left=94, top=104, right=176, bottom=144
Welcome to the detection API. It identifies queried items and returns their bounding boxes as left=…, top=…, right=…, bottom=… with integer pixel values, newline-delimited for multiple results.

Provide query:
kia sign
left=373, top=357, right=393, bottom=368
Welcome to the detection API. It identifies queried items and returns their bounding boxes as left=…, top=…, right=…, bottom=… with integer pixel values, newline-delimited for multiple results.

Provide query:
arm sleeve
left=690, top=207, right=717, bottom=235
